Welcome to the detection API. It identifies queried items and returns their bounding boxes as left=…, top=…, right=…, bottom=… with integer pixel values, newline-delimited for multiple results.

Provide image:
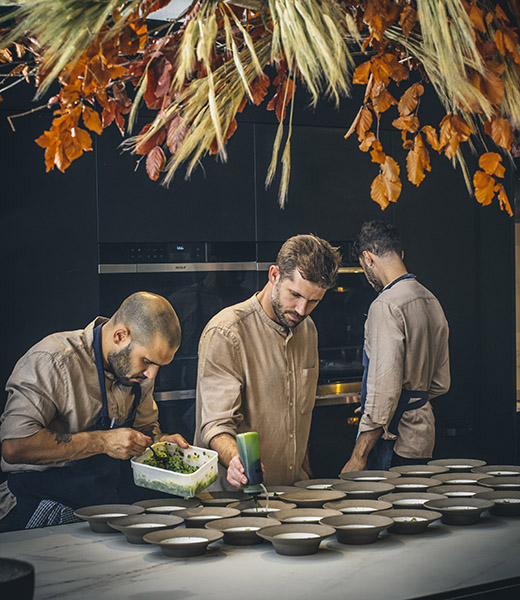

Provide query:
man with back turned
left=341, top=221, right=450, bottom=472
left=0, top=292, right=188, bottom=529
left=195, top=234, right=341, bottom=489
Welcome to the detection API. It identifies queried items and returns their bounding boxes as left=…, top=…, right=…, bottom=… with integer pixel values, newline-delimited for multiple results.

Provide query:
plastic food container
left=131, top=442, right=218, bottom=498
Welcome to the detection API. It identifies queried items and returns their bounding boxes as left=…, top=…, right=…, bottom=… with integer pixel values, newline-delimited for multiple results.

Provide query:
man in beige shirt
left=1, top=292, right=188, bottom=528
left=195, top=235, right=341, bottom=489
left=341, top=221, right=450, bottom=472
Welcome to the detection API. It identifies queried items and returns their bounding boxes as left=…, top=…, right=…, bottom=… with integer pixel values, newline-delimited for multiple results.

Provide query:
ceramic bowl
left=427, top=458, right=487, bottom=472
left=392, top=477, right=442, bottom=492
left=332, top=481, right=395, bottom=499
left=278, top=489, right=346, bottom=508
left=377, top=509, right=442, bottom=534
left=474, top=490, right=520, bottom=516
left=322, top=499, right=393, bottom=514
left=175, top=506, right=240, bottom=527
left=133, top=497, right=201, bottom=514
left=434, top=472, right=488, bottom=485
left=205, top=516, right=281, bottom=545
left=433, top=485, right=487, bottom=498
left=478, top=476, right=520, bottom=491
left=389, top=464, right=449, bottom=477
left=472, top=464, right=520, bottom=477
left=423, top=498, right=494, bottom=525
left=74, top=504, right=145, bottom=533
left=107, top=514, right=184, bottom=544
left=143, top=528, right=224, bottom=557
left=0, top=558, right=34, bottom=600
left=197, top=491, right=250, bottom=506
left=257, top=524, right=336, bottom=555
left=320, top=514, right=394, bottom=544
left=378, top=492, right=445, bottom=509
left=261, top=486, right=301, bottom=499
left=339, top=470, right=401, bottom=482
left=227, top=499, right=297, bottom=515
left=294, top=478, right=343, bottom=490
left=273, top=508, right=342, bottom=524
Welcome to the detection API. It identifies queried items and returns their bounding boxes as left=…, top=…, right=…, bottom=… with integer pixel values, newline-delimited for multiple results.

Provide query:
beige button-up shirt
left=359, top=277, right=450, bottom=458
left=1, top=317, right=159, bottom=473
left=195, top=294, right=319, bottom=487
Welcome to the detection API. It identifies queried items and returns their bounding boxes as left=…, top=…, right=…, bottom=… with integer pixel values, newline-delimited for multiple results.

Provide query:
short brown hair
left=276, top=234, right=341, bottom=289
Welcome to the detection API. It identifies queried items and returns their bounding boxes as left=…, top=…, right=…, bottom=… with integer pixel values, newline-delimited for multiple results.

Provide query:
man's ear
left=112, top=326, right=131, bottom=347
left=268, top=264, right=280, bottom=285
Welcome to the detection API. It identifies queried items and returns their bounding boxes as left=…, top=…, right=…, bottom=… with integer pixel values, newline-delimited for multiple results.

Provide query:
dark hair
left=112, top=292, right=181, bottom=349
left=353, top=221, right=403, bottom=258
left=276, top=234, right=341, bottom=289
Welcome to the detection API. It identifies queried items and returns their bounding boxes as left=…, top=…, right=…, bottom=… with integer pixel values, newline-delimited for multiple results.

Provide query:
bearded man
left=194, top=235, right=341, bottom=489
left=0, top=292, right=188, bottom=529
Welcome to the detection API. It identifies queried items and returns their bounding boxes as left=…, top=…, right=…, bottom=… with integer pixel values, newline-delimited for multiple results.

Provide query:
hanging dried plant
left=1, top=0, right=519, bottom=215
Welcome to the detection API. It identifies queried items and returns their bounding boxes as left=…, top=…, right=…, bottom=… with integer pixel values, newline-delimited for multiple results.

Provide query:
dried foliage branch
left=0, top=0, right=519, bottom=215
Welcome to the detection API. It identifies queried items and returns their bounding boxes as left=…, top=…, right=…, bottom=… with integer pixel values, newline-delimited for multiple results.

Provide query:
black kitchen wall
left=1, top=78, right=516, bottom=463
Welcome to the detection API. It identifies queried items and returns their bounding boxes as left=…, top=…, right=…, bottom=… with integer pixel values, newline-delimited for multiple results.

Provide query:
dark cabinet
left=97, top=120, right=256, bottom=242
left=255, top=123, right=392, bottom=241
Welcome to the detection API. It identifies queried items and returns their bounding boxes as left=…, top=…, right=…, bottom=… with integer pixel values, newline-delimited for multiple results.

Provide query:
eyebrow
left=144, top=357, right=162, bottom=367
left=289, top=288, right=322, bottom=302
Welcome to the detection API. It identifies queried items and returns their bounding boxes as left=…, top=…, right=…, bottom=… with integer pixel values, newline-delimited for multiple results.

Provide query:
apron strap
left=93, top=323, right=141, bottom=430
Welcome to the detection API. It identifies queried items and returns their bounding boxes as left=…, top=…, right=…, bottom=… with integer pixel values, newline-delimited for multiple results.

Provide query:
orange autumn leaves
left=35, top=21, right=146, bottom=173
left=346, top=57, right=512, bottom=213
left=473, top=152, right=512, bottom=216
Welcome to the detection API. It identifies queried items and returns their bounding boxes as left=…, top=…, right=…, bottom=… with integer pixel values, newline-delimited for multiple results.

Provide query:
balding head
left=110, top=292, right=181, bottom=351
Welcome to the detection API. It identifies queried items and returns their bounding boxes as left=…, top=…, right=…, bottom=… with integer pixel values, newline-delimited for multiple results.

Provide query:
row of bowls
left=73, top=459, right=520, bottom=557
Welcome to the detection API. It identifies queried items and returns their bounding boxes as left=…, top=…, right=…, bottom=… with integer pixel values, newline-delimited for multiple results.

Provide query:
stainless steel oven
left=99, top=242, right=259, bottom=442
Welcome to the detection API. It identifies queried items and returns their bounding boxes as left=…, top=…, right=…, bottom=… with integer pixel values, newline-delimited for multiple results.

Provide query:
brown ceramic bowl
left=339, top=470, right=401, bottom=482
left=143, top=528, right=223, bottom=557
left=427, top=458, right=486, bottom=472
left=332, top=481, right=395, bottom=499
left=133, top=497, right=201, bottom=514
left=377, top=508, right=442, bottom=534
left=74, top=504, right=145, bottom=533
left=423, top=497, right=494, bottom=525
left=320, top=514, right=394, bottom=544
left=294, top=478, right=344, bottom=490
left=205, top=516, right=281, bottom=545
left=474, top=490, right=520, bottom=516
left=257, top=523, right=336, bottom=555
left=277, top=489, right=346, bottom=508
left=273, top=508, right=342, bottom=524
left=378, top=492, right=446, bottom=509
left=108, top=513, right=184, bottom=544
left=175, top=506, right=240, bottom=527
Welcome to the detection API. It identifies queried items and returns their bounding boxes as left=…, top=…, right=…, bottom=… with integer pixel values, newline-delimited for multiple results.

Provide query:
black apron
left=360, top=273, right=428, bottom=470
left=8, top=324, right=142, bottom=526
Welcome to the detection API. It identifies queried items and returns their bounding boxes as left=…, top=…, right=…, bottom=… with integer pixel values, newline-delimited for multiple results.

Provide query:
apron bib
left=359, top=273, right=428, bottom=470
left=8, top=324, right=142, bottom=525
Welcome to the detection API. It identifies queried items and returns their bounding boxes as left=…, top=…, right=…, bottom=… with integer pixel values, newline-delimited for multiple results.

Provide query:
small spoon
left=149, top=444, right=168, bottom=468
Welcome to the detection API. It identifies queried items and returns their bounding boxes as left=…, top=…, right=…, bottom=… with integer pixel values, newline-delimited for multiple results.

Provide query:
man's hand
left=341, top=455, right=367, bottom=474
left=101, top=428, right=152, bottom=460
left=159, top=433, right=189, bottom=449
left=227, top=455, right=248, bottom=488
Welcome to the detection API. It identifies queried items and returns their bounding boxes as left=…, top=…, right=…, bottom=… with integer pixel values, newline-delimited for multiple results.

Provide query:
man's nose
left=295, top=298, right=310, bottom=316
left=143, top=364, right=160, bottom=380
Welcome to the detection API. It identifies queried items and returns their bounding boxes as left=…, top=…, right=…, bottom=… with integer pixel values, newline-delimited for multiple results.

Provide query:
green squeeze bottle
left=236, top=432, right=263, bottom=495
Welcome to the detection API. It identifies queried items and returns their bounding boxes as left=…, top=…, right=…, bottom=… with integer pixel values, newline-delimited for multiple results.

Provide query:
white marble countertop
left=1, top=513, right=519, bottom=600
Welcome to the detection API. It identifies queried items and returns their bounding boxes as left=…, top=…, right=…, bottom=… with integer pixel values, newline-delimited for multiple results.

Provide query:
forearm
left=2, top=429, right=108, bottom=466
left=341, top=427, right=383, bottom=473
left=351, top=428, right=383, bottom=461
left=209, top=433, right=238, bottom=468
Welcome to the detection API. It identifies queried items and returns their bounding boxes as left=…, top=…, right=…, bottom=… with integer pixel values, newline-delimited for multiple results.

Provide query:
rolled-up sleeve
left=196, top=326, right=245, bottom=447
left=359, top=300, right=405, bottom=439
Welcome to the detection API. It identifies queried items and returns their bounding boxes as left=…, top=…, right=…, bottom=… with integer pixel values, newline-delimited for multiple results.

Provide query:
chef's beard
left=271, top=283, right=305, bottom=329
left=365, top=269, right=384, bottom=294
left=107, top=343, right=142, bottom=387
